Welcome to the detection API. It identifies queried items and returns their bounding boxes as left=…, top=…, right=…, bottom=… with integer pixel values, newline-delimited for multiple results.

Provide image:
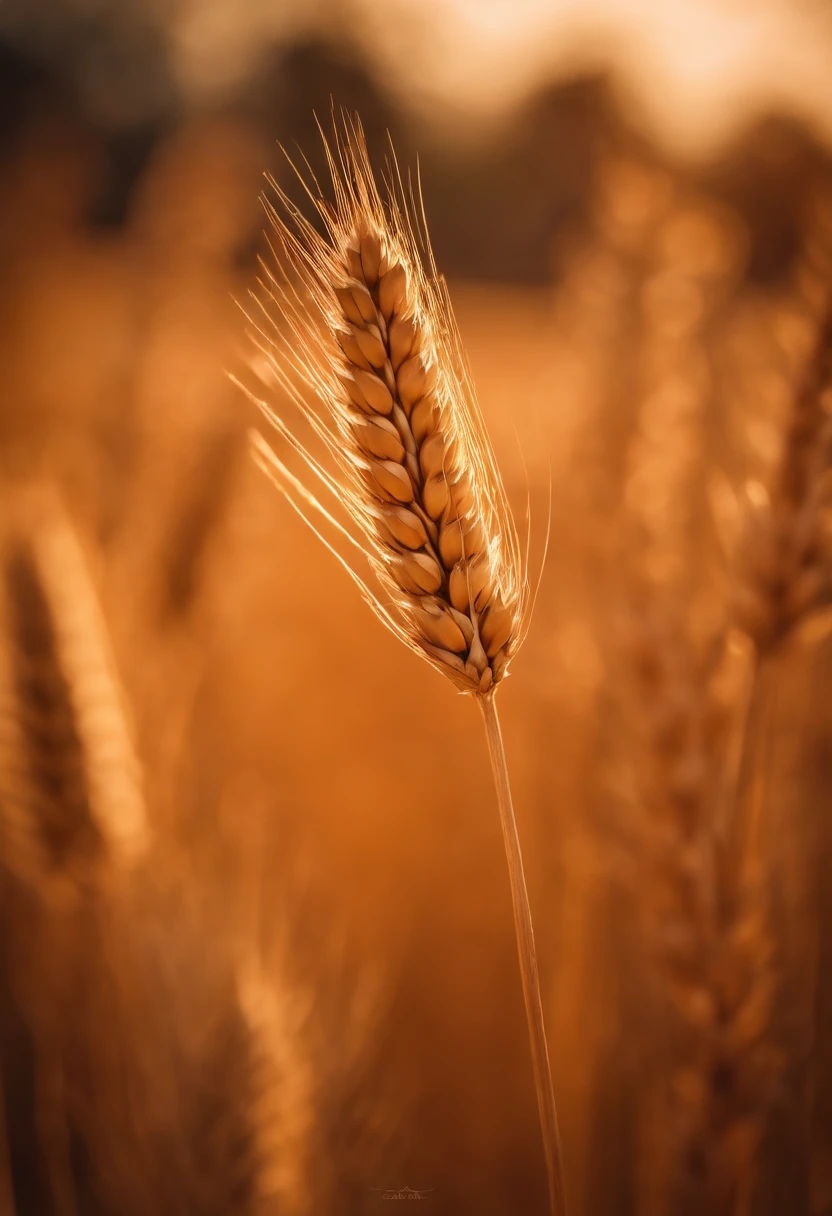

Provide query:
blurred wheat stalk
left=618, top=176, right=832, bottom=1216
left=244, top=117, right=566, bottom=1214
left=0, top=481, right=375, bottom=1214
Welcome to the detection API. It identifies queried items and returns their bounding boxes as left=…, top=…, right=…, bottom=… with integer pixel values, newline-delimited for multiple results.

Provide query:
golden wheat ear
left=0, top=486, right=148, bottom=898
left=242, top=116, right=529, bottom=696
left=243, top=116, right=565, bottom=1215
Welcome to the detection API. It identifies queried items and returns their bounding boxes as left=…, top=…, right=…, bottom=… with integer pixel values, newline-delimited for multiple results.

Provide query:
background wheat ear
left=243, top=114, right=566, bottom=1214
left=732, top=199, right=832, bottom=657
left=0, top=484, right=148, bottom=899
left=710, top=224, right=832, bottom=1216
left=0, top=485, right=150, bottom=1213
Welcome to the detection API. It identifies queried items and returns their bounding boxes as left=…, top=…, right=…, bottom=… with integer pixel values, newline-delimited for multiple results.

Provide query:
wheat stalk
left=615, top=185, right=785, bottom=1215
left=654, top=268, right=832, bottom=1215
left=0, top=486, right=152, bottom=1212
left=242, top=115, right=565, bottom=1215
left=709, top=206, right=832, bottom=1215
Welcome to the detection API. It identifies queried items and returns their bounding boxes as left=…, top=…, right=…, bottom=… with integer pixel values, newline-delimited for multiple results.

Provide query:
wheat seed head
left=0, top=485, right=148, bottom=896
left=245, top=116, right=529, bottom=695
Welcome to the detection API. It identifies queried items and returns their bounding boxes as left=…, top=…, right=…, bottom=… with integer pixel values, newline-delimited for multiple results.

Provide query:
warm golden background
left=2, top=2, right=832, bottom=1214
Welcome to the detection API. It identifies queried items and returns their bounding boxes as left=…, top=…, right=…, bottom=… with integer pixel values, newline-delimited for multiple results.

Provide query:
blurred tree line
left=2, top=23, right=832, bottom=288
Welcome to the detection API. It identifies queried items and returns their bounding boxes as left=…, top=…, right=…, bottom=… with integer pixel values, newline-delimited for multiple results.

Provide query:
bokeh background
left=2, top=1, right=832, bottom=1214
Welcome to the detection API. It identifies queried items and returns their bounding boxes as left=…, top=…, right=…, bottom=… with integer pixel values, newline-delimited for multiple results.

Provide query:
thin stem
left=478, top=692, right=567, bottom=1216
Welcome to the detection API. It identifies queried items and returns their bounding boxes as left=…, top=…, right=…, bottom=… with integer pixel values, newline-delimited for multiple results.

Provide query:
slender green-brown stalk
left=480, top=693, right=565, bottom=1216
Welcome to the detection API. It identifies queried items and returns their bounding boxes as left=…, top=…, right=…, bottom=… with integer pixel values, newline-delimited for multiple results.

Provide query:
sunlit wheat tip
left=245, top=118, right=528, bottom=694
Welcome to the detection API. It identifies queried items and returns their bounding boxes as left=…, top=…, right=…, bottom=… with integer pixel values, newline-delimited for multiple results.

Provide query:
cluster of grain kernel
left=331, top=225, right=516, bottom=694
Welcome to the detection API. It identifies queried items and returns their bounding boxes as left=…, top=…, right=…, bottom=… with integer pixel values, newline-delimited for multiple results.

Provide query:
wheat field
left=1, top=52, right=832, bottom=1216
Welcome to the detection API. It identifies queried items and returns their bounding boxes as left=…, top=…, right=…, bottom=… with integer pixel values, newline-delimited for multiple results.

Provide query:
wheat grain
left=244, top=116, right=565, bottom=1215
